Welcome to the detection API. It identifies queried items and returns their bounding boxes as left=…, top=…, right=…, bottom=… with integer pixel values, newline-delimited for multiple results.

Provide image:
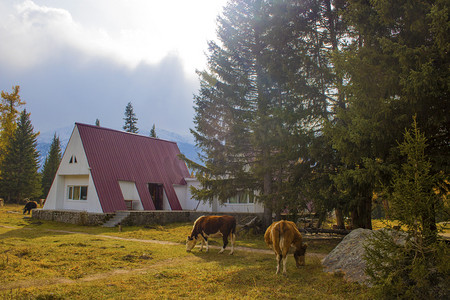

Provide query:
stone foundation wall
left=32, top=209, right=114, bottom=226
left=32, top=209, right=263, bottom=226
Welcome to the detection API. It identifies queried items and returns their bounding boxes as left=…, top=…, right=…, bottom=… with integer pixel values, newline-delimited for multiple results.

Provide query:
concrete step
left=102, top=211, right=130, bottom=227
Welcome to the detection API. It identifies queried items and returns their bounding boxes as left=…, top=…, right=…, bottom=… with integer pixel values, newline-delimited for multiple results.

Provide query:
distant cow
left=264, top=220, right=308, bottom=276
left=23, top=201, right=38, bottom=214
left=186, top=215, right=236, bottom=254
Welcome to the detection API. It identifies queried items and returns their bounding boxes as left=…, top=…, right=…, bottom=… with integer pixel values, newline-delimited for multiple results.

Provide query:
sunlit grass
left=0, top=204, right=371, bottom=299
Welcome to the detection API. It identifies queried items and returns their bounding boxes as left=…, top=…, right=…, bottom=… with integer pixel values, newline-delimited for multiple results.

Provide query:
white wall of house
left=179, top=177, right=265, bottom=213
left=162, top=189, right=171, bottom=210
left=44, top=127, right=103, bottom=213
left=118, top=181, right=144, bottom=211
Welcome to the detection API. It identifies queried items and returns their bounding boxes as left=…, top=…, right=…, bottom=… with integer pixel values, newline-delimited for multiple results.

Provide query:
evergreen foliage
left=0, top=86, right=26, bottom=173
left=41, top=133, right=62, bottom=199
left=188, top=0, right=332, bottom=226
left=324, top=0, right=449, bottom=228
left=187, top=0, right=448, bottom=229
left=364, top=119, right=449, bottom=299
left=123, top=102, right=139, bottom=133
left=0, top=110, right=41, bottom=203
left=150, top=124, right=157, bottom=138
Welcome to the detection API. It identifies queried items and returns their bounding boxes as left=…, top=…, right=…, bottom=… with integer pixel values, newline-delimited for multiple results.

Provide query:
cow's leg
left=276, top=253, right=282, bottom=274
left=228, top=233, right=235, bottom=255
left=282, top=255, right=288, bottom=276
left=219, top=235, right=228, bottom=254
left=199, top=237, right=205, bottom=251
left=281, top=245, right=290, bottom=276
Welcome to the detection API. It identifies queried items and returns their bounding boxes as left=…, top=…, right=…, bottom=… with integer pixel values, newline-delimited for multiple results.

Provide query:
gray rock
left=322, top=228, right=374, bottom=285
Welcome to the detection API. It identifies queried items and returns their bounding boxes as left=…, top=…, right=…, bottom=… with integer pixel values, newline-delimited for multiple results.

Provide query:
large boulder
left=322, top=228, right=374, bottom=285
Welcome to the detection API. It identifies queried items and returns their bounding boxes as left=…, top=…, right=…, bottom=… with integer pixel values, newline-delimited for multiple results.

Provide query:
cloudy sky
left=0, top=0, right=228, bottom=140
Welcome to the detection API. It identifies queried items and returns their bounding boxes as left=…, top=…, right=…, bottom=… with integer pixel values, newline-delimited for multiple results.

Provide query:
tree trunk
left=351, top=196, right=372, bottom=229
left=262, top=171, right=273, bottom=229
left=335, top=208, right=345, bottom=229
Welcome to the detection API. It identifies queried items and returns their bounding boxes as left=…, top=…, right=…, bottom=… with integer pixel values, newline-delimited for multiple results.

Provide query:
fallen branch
left=299, top=228, right=350, bottom=235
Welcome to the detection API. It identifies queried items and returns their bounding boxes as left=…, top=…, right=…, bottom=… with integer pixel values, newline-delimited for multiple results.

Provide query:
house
left=44, top=123, right=264, bottom=214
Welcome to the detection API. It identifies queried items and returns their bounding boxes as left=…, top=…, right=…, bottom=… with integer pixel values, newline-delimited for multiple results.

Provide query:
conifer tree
left=41, top=133, right=62, bottom=198
left=188, top=0, right=322, bottom=226
left=364, top=119, right=449, bottom=299
left=150, top=124, right=157, bottom=138
left=123, top=102, right=138, bottom=133
left=325, top=0, right=449, bottom=228
left=0, top=110, right=41, bottom=203
left=0, top=86, right=26, bottom=172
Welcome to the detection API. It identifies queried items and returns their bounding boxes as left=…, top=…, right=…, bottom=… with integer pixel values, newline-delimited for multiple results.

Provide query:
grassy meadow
left=0, top=204, right=370, bottom=299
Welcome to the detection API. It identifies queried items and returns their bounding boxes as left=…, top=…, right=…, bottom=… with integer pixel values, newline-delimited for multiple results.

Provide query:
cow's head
left=294, top=243, right=308, bottom=267
left=186, top=235, right=198, bottom=252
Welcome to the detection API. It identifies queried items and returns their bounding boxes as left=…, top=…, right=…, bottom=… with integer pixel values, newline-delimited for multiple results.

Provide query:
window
left=226, top=192, right=254, bottom=204
left=67, top=185, right=88, bottom=200
left=69, top=155, right=77, bottom=164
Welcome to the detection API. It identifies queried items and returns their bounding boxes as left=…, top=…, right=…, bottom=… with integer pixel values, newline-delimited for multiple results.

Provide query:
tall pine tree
left=325, top=0, right=450, bottom=229
left=41, top=133, right=62, bottom=199
left=0, top=110, right=41, bottom=203
left=0, top=86, right=26, bottom=174
left=189, top=0, right=321, bottom=226
left=150, top=124, right=157, bottom=138
left=123, top=102, right=139, bottom=133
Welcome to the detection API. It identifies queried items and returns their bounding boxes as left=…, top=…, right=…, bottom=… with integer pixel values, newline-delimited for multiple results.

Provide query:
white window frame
left=226, top=192, right=254, bottom=204
left=67, top=185, right=88, bottom=200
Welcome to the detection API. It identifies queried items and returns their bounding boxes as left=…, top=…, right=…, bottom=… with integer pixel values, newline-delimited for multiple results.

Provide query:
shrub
left=364, top=118, right=450, bottom=299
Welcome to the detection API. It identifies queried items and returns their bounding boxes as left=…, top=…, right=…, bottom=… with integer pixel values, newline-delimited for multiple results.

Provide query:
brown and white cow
left=186, top=215, right=236, bottom=254
left=264, top=220, right=308, bottom=276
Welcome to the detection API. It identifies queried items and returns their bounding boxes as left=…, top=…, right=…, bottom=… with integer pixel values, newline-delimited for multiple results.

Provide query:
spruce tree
left=325, top=0, right=449, bottom=228
left=188, top=0, right=322, bottom=227
left=0, top=86, right=26, bottom=174
left=123, top=102, right=138, bottom=133
left=0, top=110, right=41, bottom=203
left=364, top=119, right=449, bottom=299
left=41, top=133, right=62, bottom=198
left=149, top=124, right=157, bottom=138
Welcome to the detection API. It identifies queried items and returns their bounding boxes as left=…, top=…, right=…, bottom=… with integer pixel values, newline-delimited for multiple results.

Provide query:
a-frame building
left=44, top=123, right=190, bottom=213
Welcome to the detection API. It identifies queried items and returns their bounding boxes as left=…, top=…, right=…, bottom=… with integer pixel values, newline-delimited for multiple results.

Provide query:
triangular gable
left=76, top=123, right=189, bottom=213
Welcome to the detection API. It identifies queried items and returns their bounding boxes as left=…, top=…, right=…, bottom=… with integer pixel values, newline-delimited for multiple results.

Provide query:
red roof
left=76, top=123, right=190, bottom=213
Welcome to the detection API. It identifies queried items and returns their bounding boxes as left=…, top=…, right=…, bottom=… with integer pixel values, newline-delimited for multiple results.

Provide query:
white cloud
left=0, top=0, right=226, bottom=73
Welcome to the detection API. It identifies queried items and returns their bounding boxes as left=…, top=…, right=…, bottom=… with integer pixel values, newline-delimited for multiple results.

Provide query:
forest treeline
left=0, top=93, right=156, bottom=204
left=0, top=86, right=62, bottom=203
left=187, top=0, right=449, bottom=229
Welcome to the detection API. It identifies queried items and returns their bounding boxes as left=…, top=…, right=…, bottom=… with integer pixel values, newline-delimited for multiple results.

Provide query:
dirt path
left=1, top=225, right=326, bottom=291
left=0, top=225, right=326, bottom=258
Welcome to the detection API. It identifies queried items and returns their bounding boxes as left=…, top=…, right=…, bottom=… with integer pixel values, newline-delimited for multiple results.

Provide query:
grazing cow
left=264, top=220, right=308, bottom=276
left=23, top=201, right=38, bottom=214
left=186, top=215, right=236, bottom=254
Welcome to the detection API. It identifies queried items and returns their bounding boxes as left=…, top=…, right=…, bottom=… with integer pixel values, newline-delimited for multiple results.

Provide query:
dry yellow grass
left=0, top=204, right=370, bottom=299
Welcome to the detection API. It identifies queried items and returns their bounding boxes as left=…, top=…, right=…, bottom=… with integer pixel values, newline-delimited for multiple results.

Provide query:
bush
left=365, top=229, right=449, bottom=299
left=364, top=119, right=450, bottom=299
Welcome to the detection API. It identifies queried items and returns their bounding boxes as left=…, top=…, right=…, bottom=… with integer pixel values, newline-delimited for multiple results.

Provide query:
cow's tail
left=230, top=218, right=237, bottom=239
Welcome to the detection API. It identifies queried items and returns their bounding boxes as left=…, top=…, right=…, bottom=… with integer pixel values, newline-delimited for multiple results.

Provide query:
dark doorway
left=148, top=183, right=164, bottom=210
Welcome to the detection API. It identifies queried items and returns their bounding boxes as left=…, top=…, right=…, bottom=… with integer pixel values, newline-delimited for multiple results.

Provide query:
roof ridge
left=75, top=122, right=177, bottom=145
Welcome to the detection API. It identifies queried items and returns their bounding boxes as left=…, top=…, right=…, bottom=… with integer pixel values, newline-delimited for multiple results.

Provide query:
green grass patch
left=0, top=204, right=370, bottom=299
